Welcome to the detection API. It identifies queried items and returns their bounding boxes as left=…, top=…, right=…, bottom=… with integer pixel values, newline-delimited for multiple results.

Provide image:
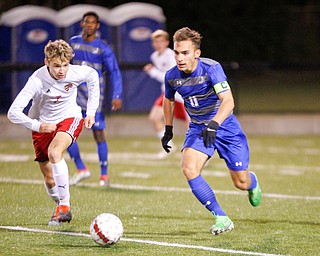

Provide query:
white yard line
left=1, top=177, right=319, bottom=201
left=1, top=153, right=320, bottom=172
left=0, top=226, right=287, bottom=256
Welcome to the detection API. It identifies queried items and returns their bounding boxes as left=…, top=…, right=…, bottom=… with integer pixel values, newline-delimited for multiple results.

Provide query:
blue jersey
left=165, top=58, right=250, bottom=170
left=165, top=58, right=229, bottom=125
left=69, top=35, right=122, bottom=113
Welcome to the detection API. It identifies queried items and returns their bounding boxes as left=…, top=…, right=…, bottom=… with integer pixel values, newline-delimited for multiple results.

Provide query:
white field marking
left=2, top=153, right=320, bottom=174
left=279, top=170, right=303, bottom=176
left=77, top=152, right=320, bottom=172
left=121, top=172, right=151, bottom=179
left=267, top=147, right=320, bottom=155
left=251, top=145, right=320, bottom=155
left=70, top=153, right=176, bottom=167
left=0, top=153, right=175, bottom=167
left=250, top=163, right=320, bottom=173
left=0, top=226, right=287, bottom=256
left=0, top=154, right=31, bottom=162
left=83, top=152, right=169, bottom=161
left=1, top=177, right=320, bottom=201
left=202, top=170, right=229, bottom=177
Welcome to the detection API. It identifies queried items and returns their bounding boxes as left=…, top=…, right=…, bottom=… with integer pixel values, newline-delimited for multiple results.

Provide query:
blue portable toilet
left=0, top=24, right=12, bottom=112
left=0, top=5, right=59, bottom=101
left=109, top=3, right=166, bottom=112
left=57, top=4, right=112, bottom=44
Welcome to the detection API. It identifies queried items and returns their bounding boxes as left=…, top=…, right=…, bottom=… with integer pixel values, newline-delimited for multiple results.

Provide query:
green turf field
left=231, top=69, right=320, bottom=113
left=0, top=135, right=319, bottom=256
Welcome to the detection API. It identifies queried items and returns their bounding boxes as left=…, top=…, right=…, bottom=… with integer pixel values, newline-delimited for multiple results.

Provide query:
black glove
left=200, top=120, right=219, bottom=148
left=161, top=125, right=173, bottom=153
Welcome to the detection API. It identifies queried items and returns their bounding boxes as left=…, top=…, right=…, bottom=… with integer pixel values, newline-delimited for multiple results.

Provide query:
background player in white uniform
left=7, top=39, right=99, bottom=226
left=143, top=30, right=189, bottom=157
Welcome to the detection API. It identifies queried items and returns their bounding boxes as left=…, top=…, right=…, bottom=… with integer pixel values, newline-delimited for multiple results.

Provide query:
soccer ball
left=90, top=213, right=123, bottom=246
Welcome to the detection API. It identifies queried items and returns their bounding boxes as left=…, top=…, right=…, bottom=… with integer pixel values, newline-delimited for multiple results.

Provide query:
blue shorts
left=182, top=115, right=249, bottom=171
left=81, top=111, right=106, bottom=130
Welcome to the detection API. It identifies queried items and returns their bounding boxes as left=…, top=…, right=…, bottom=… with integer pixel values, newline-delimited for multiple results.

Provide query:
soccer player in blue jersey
left=161, top=27, right=261, bottom=235
left=68, top=11, right=123, bottom=187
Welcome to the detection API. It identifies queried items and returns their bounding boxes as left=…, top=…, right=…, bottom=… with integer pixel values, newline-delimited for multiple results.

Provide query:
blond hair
left=44, top=39, right=74, bottom=62
left=173, top=27, right=202, bottom=49
left=151, top=29, right=169, bottom=41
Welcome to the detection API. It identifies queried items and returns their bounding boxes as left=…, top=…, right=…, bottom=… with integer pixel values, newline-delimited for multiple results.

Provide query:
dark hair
left=82, top=11, right=99, bottom=22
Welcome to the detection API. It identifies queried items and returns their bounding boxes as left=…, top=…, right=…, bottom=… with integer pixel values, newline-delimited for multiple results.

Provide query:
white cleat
left=69, top=170, right=91, bottom=185
left=99, top=179, right=110, bottom=187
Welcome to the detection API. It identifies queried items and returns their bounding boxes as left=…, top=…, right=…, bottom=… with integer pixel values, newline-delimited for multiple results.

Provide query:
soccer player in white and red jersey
left=161, top=27, right=262, bottom=235
left=143, top=30, right=189, bottom=158
left=7, top=39, right=100, bottom=226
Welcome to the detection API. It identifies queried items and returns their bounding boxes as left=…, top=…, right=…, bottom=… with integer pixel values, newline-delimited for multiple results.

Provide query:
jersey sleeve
left=101, top=44, right=123, bottom=99
left=68, top=37, right=74, bottom=48
left=147, top=66, right=166, bottom=84
left=7, top=77, right=42, bottom=132
left=68, top=37, right=75, bottom=64
left=83, top=66, right=100, bottom=117
left=209, top=63, right=231, bottom=94
left=164, top=72, right=176, bottom=100
left=148, top=49, right=176, bottom=84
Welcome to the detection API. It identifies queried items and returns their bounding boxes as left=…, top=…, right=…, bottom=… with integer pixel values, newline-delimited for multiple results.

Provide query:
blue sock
left=97, top=141, right=108, bottom=176
left=248, top=172, right=258, bottom=190
left=188, top=175, right=226, bottom=216
left=67, top=141, right=86, bottom=170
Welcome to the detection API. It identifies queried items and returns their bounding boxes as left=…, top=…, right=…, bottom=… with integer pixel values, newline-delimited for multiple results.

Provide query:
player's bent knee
left=233, top=179, right=250, bottom=190
left=181, top=165, right=199, bottom=180
left=230, top=169, right=251, bottom=190
left=47, top=150, right=63, bottom=164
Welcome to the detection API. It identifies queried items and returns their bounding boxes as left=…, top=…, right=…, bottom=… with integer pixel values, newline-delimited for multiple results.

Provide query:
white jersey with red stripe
left=7, top=64, right=100, bottom=132
left=147, top=48, right=184, bottom=103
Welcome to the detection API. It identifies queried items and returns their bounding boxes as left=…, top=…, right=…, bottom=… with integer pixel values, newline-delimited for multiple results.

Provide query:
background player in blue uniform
left=161, top=27, right=262, bottom=235
left=68, top=11, right=123, bottom=187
